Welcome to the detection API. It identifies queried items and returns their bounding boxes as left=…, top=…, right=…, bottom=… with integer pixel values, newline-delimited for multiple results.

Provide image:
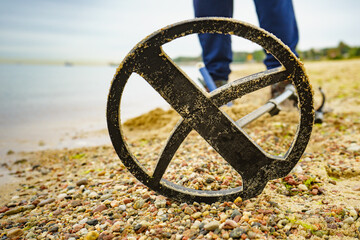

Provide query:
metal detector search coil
left=107, top=18, right=314, bottom=203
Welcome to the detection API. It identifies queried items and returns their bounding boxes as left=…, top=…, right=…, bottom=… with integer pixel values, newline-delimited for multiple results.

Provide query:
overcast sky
left=0, top=0, right=359, bottom=63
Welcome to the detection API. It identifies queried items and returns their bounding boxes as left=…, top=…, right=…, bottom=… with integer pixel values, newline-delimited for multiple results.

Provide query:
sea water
left=0, top=63, right=201, bottom=158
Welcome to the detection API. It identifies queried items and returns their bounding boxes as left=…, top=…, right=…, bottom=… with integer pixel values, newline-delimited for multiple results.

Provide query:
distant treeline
left=174, top=42, right=360, bottom=63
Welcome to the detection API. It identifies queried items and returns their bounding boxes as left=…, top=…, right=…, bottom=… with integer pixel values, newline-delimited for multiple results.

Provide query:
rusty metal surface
left=107, top=18, right=314, bottom=203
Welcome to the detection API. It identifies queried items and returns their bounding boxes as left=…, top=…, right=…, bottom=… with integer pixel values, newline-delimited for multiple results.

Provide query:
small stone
left=329, top=179, right=337, bottom=185
left=291, top=165, right=303, bottom=174
left=184, top=207, right=194, bottom=215
left=84, top=231, right=99, bottom=240
left=92, top=204, right=107, bottom=213
left=72, top=224, right=83, bottom=233
left=327, top=223, right=337, bottom=229
left=16, top=217, right=28, bottom=224
left=233, top=215, right=241, bottom=222
left=0, top=206, right=9, bottom=213
left=352, top=185, right=360, bottom=191
left=134, top=223, right=147, bottom=233
left=31, top=199, right=40, bottom=206
left=325, top=216, right=335, bottom=223
left=86, top=219, right=99, bottom=226
left=234, top=197, right=242, bottom=205
left=7, top=228, right=24, bottom=238
left=53, top=209, right=62, bottom=216
left=89, top=192, right=98, bottom=198
left=38, top=198, right=55, bottom=207
left=230, top=228, right=244, bottom=239
left=100, top=194, right=112, bottom=200
left=4, top=206, right=24, bottom=216
left=111, top=221, right=122, bottom=232
left=110, top=200, right=120, bottom=208
left=343, top=217, right=354, bottom=224
left=204, top=221, right=220, bottom=231
left=79, top=228, right=89, bottom=235
left=71, top=200, right=82, bottom=207
left=182, top=229, right=197, bottom=238
left=57, top=193, right=68, bottom=201
left=133, top=199, right=145, bottom=209
left=277, top=219, right=289, bottom=229
left=247, top=231, right=257, bottom=239
left=298, top=184, right=308, bottom=191
left=49, top=224, right=59, bottom=232
left=205, top=175, right=216, bottom=183
left=191, top=212, right=202, bottom=219
left=175, top=234, right=183, bottom=240
left=231, top=209, right=241, bottom=218
left=119, top=205, right=126, bottom=211
left=310, top=188, right=319, bottom=195
left=155, top=199, right=166, bottom=208
left=78, top=218, right=89, bottom=225
left=222, top=219, right=238, bottom=229
left=347, top=143, right=360, bottom=152
left=26, top=232, right=36, bottom=239
left=202, top=210, right=210, bottom=217
left=349, top=209, right=358, bottom=219
left=98, top=232, right=114, bottom=240
left=76, top=178, right=89, bottom=186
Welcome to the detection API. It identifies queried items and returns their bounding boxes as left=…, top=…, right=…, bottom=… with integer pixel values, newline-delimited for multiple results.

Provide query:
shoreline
left=0, top=59, right=359, bottom=239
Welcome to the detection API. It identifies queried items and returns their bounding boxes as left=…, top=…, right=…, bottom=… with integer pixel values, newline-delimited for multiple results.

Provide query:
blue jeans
left=194, top=0, right=299, bottom=80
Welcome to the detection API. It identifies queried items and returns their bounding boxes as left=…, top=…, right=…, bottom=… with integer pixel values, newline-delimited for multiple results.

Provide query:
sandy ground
left=0, top=59, right=359, bottom=239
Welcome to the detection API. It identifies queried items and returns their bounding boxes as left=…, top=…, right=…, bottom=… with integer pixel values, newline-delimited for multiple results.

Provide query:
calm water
left=0, top=63, right=201, bottom=158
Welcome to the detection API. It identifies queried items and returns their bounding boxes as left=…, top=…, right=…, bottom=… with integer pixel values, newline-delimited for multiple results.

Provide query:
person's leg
left=254, top=0, right=299, bottom=69
left=194, top=0, right=233, bottom=82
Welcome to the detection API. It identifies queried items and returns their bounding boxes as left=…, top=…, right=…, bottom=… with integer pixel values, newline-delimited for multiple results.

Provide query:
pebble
left=133, top=199, right=145, bottom=209
left=204, top=221, right=220, bottom=231
left=84, top=231, right=99, bottom=240
left=49, top=224, right=59, bottom=232
left=76, top=178, right=89, bottom=186
left=155, top=199, right=167, bottom=208
left=99, top=232, right=114, bottom=240
left=79, top=228, right=89, bottom=235
left=71, top=200, right=82, bottom=207
left=222, top=219, right=238, bottom=229
left=230, top=227, right=244, bottom=239
left=111, top=221, right=122, bottom=232
left=38, top=198, right=55, bottom=207
left=89, top=192, right=98, bottom=198
left=92, top=204, right=107, bottom=213
left=119, top=204, right=126, bottom=211
left=7, top=228, right=24, bottom=238
left=72, top=224, right=84, bottom=233
left=191, top=212, right=202, bottom=219
left=57, top=193, right=68, bottom=200
left=110, top=200, right=120, bottom=208
left=298, top=184, right=308, bottom=191
left=347, top=143, right=360, bottom=152
left=79, top=218, right=89, bottom=225
left=86, top=219, right=99, bottom=226
left=100, top=193, right=112, bottom=200
left=231, top=209, right=241, bottom=218
left=184, top=207, right=194, bottom=215
left=343, top=217, right=354, bottom=224
left=349, top=209, right=358, bottom=219
left=4, top=206, right=24, bottom=216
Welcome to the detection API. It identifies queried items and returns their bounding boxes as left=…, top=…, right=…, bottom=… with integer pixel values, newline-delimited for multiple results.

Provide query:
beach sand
left=0, top=59, right=359, bottom=239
